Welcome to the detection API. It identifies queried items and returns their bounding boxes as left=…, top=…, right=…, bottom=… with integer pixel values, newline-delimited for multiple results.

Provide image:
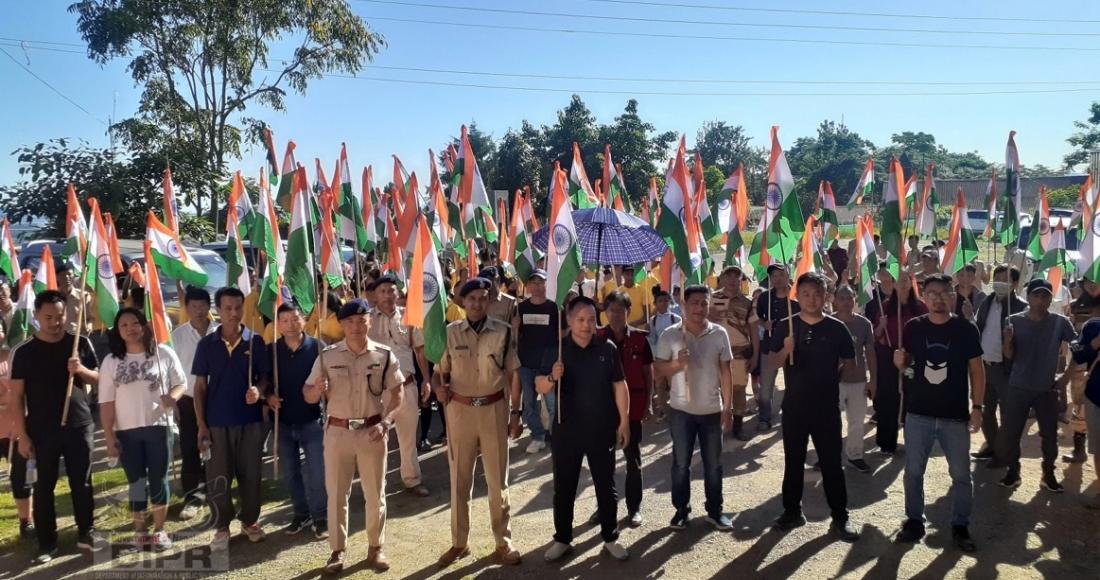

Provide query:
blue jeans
left=756, top=363, right=779, bottom=424
left=519, top=367, right=557, bottom=442
left=277, top=419, right=327, bottom=522
left=670, top=409, right=723, bottom=517
left=903, top=413, right=972, bottom=527
left=117, top=426, right=173, bottom=513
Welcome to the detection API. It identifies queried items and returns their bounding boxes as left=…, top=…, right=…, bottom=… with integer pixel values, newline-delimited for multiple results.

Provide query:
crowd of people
left=1, top=238, right=1099, bottom=574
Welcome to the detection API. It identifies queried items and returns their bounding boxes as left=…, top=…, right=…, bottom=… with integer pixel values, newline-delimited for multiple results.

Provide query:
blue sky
left=3, top=0, right=1099, bottom=191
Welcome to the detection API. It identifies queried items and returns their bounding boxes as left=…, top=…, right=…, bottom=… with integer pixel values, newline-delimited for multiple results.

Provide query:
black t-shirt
left=517, top=299, right=560, bottom=370
left=756, top=288, right=801, bottom=353
left=11, top=333, right=100, bottom=435
left=902, top=315, right=983, bottom=421
left=559, top=334, right=624, bottom=436
left=770, top=315, right=854, bottom=407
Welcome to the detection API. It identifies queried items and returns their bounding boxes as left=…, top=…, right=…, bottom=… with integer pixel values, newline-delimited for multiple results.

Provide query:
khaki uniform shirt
left=65, top=287, right=94, bottom=335
left=438, top=317, right=520, bottom=397
left=487, top=292, right=517, bottom=325
left=711, top=290, right=754, bottom=358
left=367, top=306, right=424, bottom=380
left=307, top=339, right=404, bottom=420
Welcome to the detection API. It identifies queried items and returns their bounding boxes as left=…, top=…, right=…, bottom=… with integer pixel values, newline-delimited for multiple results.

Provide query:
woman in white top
left=99, top=308, right=186, bottom=552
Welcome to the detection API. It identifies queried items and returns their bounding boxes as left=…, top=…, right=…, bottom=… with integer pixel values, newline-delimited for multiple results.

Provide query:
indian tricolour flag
left=916, top=163, right=939, bottom=238
left=276, top=140, right=297, bottom=209
left=1027, top=186, right=1051, bottom=262
left=546, top=163, right=582, bottom=306
left=754, top=126, right=803, bottom=266
left=854, top=215, right=878, bottom=307
left=819, top=181, right=840, bottom=241
left=793, top=215, right=822, bottom=281
left=142, top=241, right=172, bottom=345
left=511, top=191, right=536, bottom=282
left=720, top=164, right=749, bottom=270
left=7, top=270, right=34, bottom=347
left=335, top=143, right=366, bottom=251
left=34, top=245, right=57, bottom=293
left=404, top=214, right=448, bottom=364
left=940, top=187, right=979, bottom=275
left=162, top=166, right=180, bottom=234
left=285, top=169, right=317, bottom=313
left=428, top=150, right=452, bottom=250
left=694, top=151, right=718, bottom=241
left=603, top=144, right=628, bottom=211
left=848, top=157, right=874, bottom=208
left=641, top=176, right=659, bottom=227
left=1000, top=130, right=1023, bottom=246
left=362, top=166, right=384, bottom=255
left=657, top=137, right=702, bottom=282
left=146, top=211, right=208, bottom=287
left=225, top=186, right=251, bottom=293
left=0, top=218, right=18, bottom=282
left=87, top=198, right=119, bottom=326
left=568, top=142, right=598, bottom=209
left=880, top=157, right=907, bottom=278
left=983, top=168, right=999, bottom=239
left=63, top=183, right=88, bottom=272
left=456, top=126, right=494, bottom=238
left=1077, top=197, right=1100, bottom=283
left=318, top=189, right=344, bottom=289
left=1040, top=224, right=1073, bottom=295
left=256, top=167, right=285, bottom=320
left=262, top=127, right=281, bottom=187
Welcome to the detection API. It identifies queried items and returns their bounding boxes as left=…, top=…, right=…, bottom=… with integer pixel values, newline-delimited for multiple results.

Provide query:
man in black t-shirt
left=515, top=269, right=559, bottom=454
left=8, top=290, right=102, bottom=563
left=537, top=296, right=631, bottom=563
left=769, top=273, right=859, bottom=542
left=752, top=264, right=800, bottom=429
left=893, top=274, right=984, bottom=553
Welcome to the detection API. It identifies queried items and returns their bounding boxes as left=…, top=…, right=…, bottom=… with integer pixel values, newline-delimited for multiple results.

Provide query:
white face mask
left=993, top=281, right=1011, bottom=298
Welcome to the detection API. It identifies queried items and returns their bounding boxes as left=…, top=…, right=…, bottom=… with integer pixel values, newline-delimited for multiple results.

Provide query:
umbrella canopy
left=532, top=207, right=668, bottom=265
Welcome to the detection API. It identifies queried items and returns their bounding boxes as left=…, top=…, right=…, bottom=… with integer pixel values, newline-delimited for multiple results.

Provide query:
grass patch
left=0, top=465, right=133, bottom=548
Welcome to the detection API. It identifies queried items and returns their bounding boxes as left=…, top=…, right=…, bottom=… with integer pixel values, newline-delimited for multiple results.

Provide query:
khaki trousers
left=444, top=400, right=512, bottom=549
left=1070, top=363, right=1089, bottom=434
left=385, top=383, right=423, bottom=487
left=324, top=425, right=387, bottom=551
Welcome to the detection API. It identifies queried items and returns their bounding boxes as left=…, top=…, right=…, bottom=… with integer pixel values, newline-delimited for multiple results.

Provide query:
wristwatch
left=510, top=409, right=522, bottom=416
left=972, top=404, right=984, bottom=411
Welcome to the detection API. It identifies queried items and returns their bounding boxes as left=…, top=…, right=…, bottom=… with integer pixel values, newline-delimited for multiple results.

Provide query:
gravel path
left=2, top=390, right=1098, bottom=580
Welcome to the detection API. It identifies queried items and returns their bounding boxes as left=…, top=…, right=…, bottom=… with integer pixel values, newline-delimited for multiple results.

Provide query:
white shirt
left=98, top=345, right=188, bottom=430
left=171, top=320, right=217, bottom=397
left=367, top=307, right=424, bottom=379
left=656, top=321, right=733, bottom=415
left=981, top=300, right=1003, bottom=363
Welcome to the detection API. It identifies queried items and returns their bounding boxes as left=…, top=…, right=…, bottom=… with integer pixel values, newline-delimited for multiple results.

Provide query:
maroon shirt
left=597, top=325, right=654, bottom=422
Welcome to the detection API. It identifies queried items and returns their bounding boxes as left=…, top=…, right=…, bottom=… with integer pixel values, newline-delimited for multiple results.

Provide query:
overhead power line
left=364, top=15, right=1100, bottom=52
left=357, top=0, right=1100, bottom=37
left=0, top=45, right=106, bottom=124
left=582, top=0, right=1100, bottom=24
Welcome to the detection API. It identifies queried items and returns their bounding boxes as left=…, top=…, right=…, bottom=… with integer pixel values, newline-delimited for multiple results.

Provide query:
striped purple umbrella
left=532, top=207, right=668, bottom=265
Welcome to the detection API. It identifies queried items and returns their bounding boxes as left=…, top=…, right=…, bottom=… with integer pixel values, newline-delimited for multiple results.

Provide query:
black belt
left=327, top=415, right=382, bottom=430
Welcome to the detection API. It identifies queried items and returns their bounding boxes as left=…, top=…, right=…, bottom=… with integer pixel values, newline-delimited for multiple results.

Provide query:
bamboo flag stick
left=272, top=320, right=281, bottom=480
left=61, top=244, right=91, bottom=427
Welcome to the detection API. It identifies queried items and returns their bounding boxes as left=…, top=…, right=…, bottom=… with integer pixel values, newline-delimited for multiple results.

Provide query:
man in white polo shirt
left=170, top=286, right=216, bottom=520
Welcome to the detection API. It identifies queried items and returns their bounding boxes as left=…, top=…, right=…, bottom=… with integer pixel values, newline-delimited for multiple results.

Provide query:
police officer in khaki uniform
left=303, top=299, right=404, bottom=574
left=433, top=277, right=523, bottom=567
left=57, top=261, right=94, bottom=335
left=480, top=267, right=517, bottom=326
left=709, top=266, right=758, bottom=441
left=366, top=274, right=432, bottom=497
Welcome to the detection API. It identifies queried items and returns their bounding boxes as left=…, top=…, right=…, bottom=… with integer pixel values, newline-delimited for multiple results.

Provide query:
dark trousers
left=670, top=410, right=723, bottom=517
left=206, top=422, right=264, bottom=530
left=981, top=362, right=1009, bottom=452
left=419, top=391, right=447, bottom=441
left=117, top=426, right=173, bottom=512
left=0, top=438, right=30, bottom=499
left=31, top=423, right=95, bottom=549
left=608, top=420, right=644, bottom=513
left=551, top=429, right=619, bottom=544
left=998, top=387, right=1059, bottom=472
left=782, top=403, right=848, bottom=521
left=177, top=395, right=205, bottom=502
left=874, top=346, right=901, bottom=452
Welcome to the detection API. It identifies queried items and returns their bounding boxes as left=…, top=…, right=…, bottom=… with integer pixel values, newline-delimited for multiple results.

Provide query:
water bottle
left=25, top=459, right=37, bottom=486
left=106, top=441, right=120, bottom=469
left=200, top=437, right=212, bottom=463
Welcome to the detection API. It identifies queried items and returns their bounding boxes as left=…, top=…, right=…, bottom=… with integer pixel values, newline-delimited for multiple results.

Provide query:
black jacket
left=975, top=292, right=1027, bottom=334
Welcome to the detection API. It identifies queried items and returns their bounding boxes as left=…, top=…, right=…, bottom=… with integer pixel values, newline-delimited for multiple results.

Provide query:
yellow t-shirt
left=306, top=309, right=344, bottom=344
left=446, top=301, right=466, bottom=323
left=241, top=291, right=266, bottom=334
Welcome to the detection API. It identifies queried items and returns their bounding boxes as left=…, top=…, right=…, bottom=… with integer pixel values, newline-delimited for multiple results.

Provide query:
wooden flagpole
left=60, top=243, right=92, bottom=427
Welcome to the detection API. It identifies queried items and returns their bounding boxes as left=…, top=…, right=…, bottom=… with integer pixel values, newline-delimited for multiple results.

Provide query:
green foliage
left=68, top=0, right=384, bottom=220
left=1045, top=184, right=1080, bottom=209
left=787, top=120, right=875, bottom=208
left=2, top=139, right=165, bottom=239
left=693, top=122, right=768, bottom=204
left=878, top=131, right=991, bottom=179
left=597, top=99, right=677, bottom=208
left=1065, top=101, right=1100, bottom=170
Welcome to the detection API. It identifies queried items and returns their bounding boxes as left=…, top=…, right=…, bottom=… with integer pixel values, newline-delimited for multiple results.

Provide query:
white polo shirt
left=171, top=320, right=217, bottom=397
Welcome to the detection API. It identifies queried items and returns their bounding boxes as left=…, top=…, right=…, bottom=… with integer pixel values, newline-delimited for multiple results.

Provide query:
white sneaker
left=526, top=439, right=547, bottom=454
left=603, top=541, right=629, bottom=561
left=544, top=541, right=571, bottom=562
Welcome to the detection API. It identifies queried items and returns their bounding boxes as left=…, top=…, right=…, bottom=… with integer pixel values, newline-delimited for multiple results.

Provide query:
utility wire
left=0, top=45, right=106, bottom=124
left=357, top=0, right=1100, bottom=37
left=364, top=15, right=1100, bottom=52
left=581, top=0, right=1100, bottom=25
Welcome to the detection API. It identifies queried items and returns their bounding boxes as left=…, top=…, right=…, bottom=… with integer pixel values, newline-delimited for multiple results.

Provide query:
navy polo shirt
left=192, top=326, right=270, bottom=427
left=269, top=335, right=322, bottom=425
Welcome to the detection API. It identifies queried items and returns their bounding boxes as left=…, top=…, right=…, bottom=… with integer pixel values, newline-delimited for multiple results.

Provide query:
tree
left=0, top=138, right=214, bottom=240
left=493, top=128, right=541, bottom=200
left=1065, top=101, right=1100, bottom=170
left=541, top=95, right=601, bottom=187
left=694, top=121, right=753, bottom=175
left=598, top=99, right=676, bottom=208
left=879, top=131, right=990, bottom=179
left=69, top=0, right=384, bottom=224
left=787, top=120, right=875, bottom=209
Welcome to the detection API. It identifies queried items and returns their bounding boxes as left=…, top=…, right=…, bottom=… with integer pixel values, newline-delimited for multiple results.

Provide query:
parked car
left=203, top=240, right=359, bottom=269
left=1017, top=224, right=1081, bottom=256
